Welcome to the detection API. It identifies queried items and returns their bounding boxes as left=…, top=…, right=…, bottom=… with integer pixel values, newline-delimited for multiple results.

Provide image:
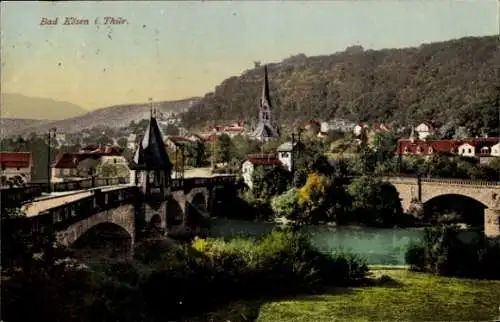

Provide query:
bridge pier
left=485, top=208, right=500, bottom=238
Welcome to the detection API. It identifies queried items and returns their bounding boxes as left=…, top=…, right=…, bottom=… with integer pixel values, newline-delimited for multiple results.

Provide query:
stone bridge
left=383, top=177, right=500, bottom=237
left=4, top=175, right=237, bottom=256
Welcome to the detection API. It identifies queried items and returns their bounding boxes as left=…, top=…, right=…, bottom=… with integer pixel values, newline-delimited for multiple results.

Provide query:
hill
left=0, top=118, right=50, bottom=138
left=1, top=93, right=88, bottom=120
left=7, top=98, right=200, bottom=136
left=181, top=35, right=500, bottom=136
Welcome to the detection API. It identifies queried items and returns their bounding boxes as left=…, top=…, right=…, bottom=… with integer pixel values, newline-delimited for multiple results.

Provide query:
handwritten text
left=40, top=17, right=128, bottom=26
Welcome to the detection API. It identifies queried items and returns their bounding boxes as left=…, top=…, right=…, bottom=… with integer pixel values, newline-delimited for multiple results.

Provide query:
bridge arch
left=423, top=193, right=488, bottom=226
left=70, top=222, right=133, bottom=261
left=55, top=204, right=135, bottom=248
left=190, top=192, right=208, bottom=212
left=166, top=196, right=184, bottom=229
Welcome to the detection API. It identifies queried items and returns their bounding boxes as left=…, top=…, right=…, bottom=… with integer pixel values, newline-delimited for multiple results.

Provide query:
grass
left=194, top=267, right=500, bottom=322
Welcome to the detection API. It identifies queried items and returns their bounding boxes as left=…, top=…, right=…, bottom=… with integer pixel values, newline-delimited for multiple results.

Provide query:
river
left=209, top=218, right=424, bottom=265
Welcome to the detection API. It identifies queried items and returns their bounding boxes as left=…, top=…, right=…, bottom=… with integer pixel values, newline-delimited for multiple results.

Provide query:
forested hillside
left=181, top=36, right=499, bottom=136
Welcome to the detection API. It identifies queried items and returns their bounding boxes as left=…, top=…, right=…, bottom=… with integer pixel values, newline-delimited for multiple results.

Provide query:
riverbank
left=195, top=267, right=500, bottom=321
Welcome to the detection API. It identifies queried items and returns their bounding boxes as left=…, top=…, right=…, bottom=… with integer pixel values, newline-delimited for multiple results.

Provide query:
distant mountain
left=1, top=93, right=88, bottom=120
left=5, top=98, right=201, bottom=136
left=181, top=35, right=500, bottom=137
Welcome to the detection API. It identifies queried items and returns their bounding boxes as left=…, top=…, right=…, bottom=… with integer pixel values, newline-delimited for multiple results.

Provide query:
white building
left=241, top=155, right=282, bottom=189
left=0, top=152, right=32, bottom=186
left=491, top=142, right=500, bottom=157
left=415, top=122, right=434, bottom=140
left=458, top=142, right=476, bottom=157
left=127, top=134, right=137, bottom=151
left=276, top=141, right=297, bottom=172
left=353, top=123, right=369, bottom=136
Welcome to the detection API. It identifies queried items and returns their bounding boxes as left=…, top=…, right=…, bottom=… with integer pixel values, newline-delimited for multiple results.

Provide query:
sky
left=1, top=0, right=498, bottom=110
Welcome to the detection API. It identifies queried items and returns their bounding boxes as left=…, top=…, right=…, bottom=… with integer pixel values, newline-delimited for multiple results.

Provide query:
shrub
left=405, top=226, right=500, bottom=279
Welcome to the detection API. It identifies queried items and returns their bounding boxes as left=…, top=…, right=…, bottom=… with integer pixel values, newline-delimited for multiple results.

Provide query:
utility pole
left=211, top=125, right=216, bottom=171
left=291, top=132, right=296, bottom=180
left=47, top=127, right=56, bottom=194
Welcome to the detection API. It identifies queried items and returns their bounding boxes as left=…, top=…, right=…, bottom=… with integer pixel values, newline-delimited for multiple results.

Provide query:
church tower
left=129, top=98, right=173, bottom=199
left=251, top=65, right=280, bottom=142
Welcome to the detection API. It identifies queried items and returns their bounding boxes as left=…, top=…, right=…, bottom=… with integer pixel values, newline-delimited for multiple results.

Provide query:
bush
left=2, top=230, right=369, bottom=322
left=405, top=226, right=500, bottom=279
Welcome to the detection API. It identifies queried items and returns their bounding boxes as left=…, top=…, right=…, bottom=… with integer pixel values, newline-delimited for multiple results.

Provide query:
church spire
left=251, top=65, right=280, bottom=142
left=261, top=65, right=271, bottom=109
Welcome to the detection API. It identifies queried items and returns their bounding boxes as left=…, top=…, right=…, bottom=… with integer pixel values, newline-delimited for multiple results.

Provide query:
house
left=372, top=123, right=392, bottom=133
left=415, top=122, right=435, bottom=140
left=396, top=137, right=500, bottom=163
left=165, top=136, right=194, bottom=151
left=457, top=142, right=476, bottom=157
left=241, top=155, right=282, bottom=189
left=51, top=145, right=125, bottom=182
left=353, top=123, right=369, bottom=136
left=127, top=134, right=137, bottom=151
left=0, top=152, right=32, bottom=186
left=491, top=141, right=500, bottom=157
left=304, top=120, right=321, bottom=134
left=276, top=141, right=298, bottom=172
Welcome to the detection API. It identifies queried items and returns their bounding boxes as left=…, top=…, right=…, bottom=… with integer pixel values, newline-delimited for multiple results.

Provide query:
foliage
left=95, top=163, right=130, bottom=178
left=270, top=188, right=302, bottom=222
left=405, top=226, right=500, bottom=279
left=251, top=165, right=291, bottom=200
left=182, top=36, right=499, bottom=137
left=184, top=141, right=207, bottom=167
left=347, top=176, right=403, bottom=227
left=1, top=219, right=368, bottom=322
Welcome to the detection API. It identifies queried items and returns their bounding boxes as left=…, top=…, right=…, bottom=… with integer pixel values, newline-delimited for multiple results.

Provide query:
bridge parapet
left=4, top=186, right=138, bottom=236
left=171, top=175, right=237, bottom=191
left=381, top=176, right=500, bottom=187
left=0, top=177, right=128, bottom=211
left=419, top=178, right=500, bottom=187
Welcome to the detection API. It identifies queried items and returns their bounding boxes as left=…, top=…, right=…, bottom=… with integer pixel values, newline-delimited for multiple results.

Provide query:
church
left=251, top=65, right=281, bottom=142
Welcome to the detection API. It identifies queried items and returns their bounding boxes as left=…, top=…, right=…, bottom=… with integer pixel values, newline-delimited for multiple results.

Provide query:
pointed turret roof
left=260, top=65, right=272, bottom=109
left=131, top=100, right=173, bottom=171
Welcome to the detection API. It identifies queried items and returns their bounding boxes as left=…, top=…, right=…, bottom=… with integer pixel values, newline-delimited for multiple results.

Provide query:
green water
left=209, top=219, right=423, bottom=265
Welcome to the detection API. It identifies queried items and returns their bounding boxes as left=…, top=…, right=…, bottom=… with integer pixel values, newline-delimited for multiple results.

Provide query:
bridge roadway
left=20, top=168, right=231, bottom=218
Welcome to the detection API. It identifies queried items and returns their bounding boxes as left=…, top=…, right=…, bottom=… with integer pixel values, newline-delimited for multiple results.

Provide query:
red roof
left=223, top=127, right=244, bottom=132
left=52, top=150, right=119, bottom=169
left=79, top=145, right=122, bottom=155
left=167, top=136, right=193, bottom=146
left=245, top=155, right=282, bottom=166
left=396, top=138, right=500, bottom=156
left=0, top=152, right=32, bottom=169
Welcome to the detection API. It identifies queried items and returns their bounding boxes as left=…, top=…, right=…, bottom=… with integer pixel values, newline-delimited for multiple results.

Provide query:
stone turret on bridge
left=383, top=176, right=500, bottom=238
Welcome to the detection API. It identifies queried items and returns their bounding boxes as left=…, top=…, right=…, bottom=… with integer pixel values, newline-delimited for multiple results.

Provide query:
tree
left=96, top=163, right=130, bottom=178
left=215, top=134, right=234, bottom=164
left=297, top=173, right=330, bottom=224
left=251, top=166, right=291, bottom=200
left=117, top=137, right=128, bottom=149
left=347, top=176, right=403, bottom=227
left=270, top=188, right=302, bottom=222
left=184, top=141, right=207, bottom=167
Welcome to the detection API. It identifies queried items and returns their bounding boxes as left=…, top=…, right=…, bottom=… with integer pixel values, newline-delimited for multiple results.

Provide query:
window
left=416, top=146, right=422, bottom=154
left=281, top=152, right=289, bottom=158
left=450, top=147, right=455, bottom=153
left=468, top=148, right=472, bottom=154
left=428, top=147, right=433, bottom=154
left=481, top=147, right=489, bottom=154
left=16, top=167, right=20, bottom=171
left=403, top=147, right=409, bottom=154
left=113, top=158, right=117, bottom=164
